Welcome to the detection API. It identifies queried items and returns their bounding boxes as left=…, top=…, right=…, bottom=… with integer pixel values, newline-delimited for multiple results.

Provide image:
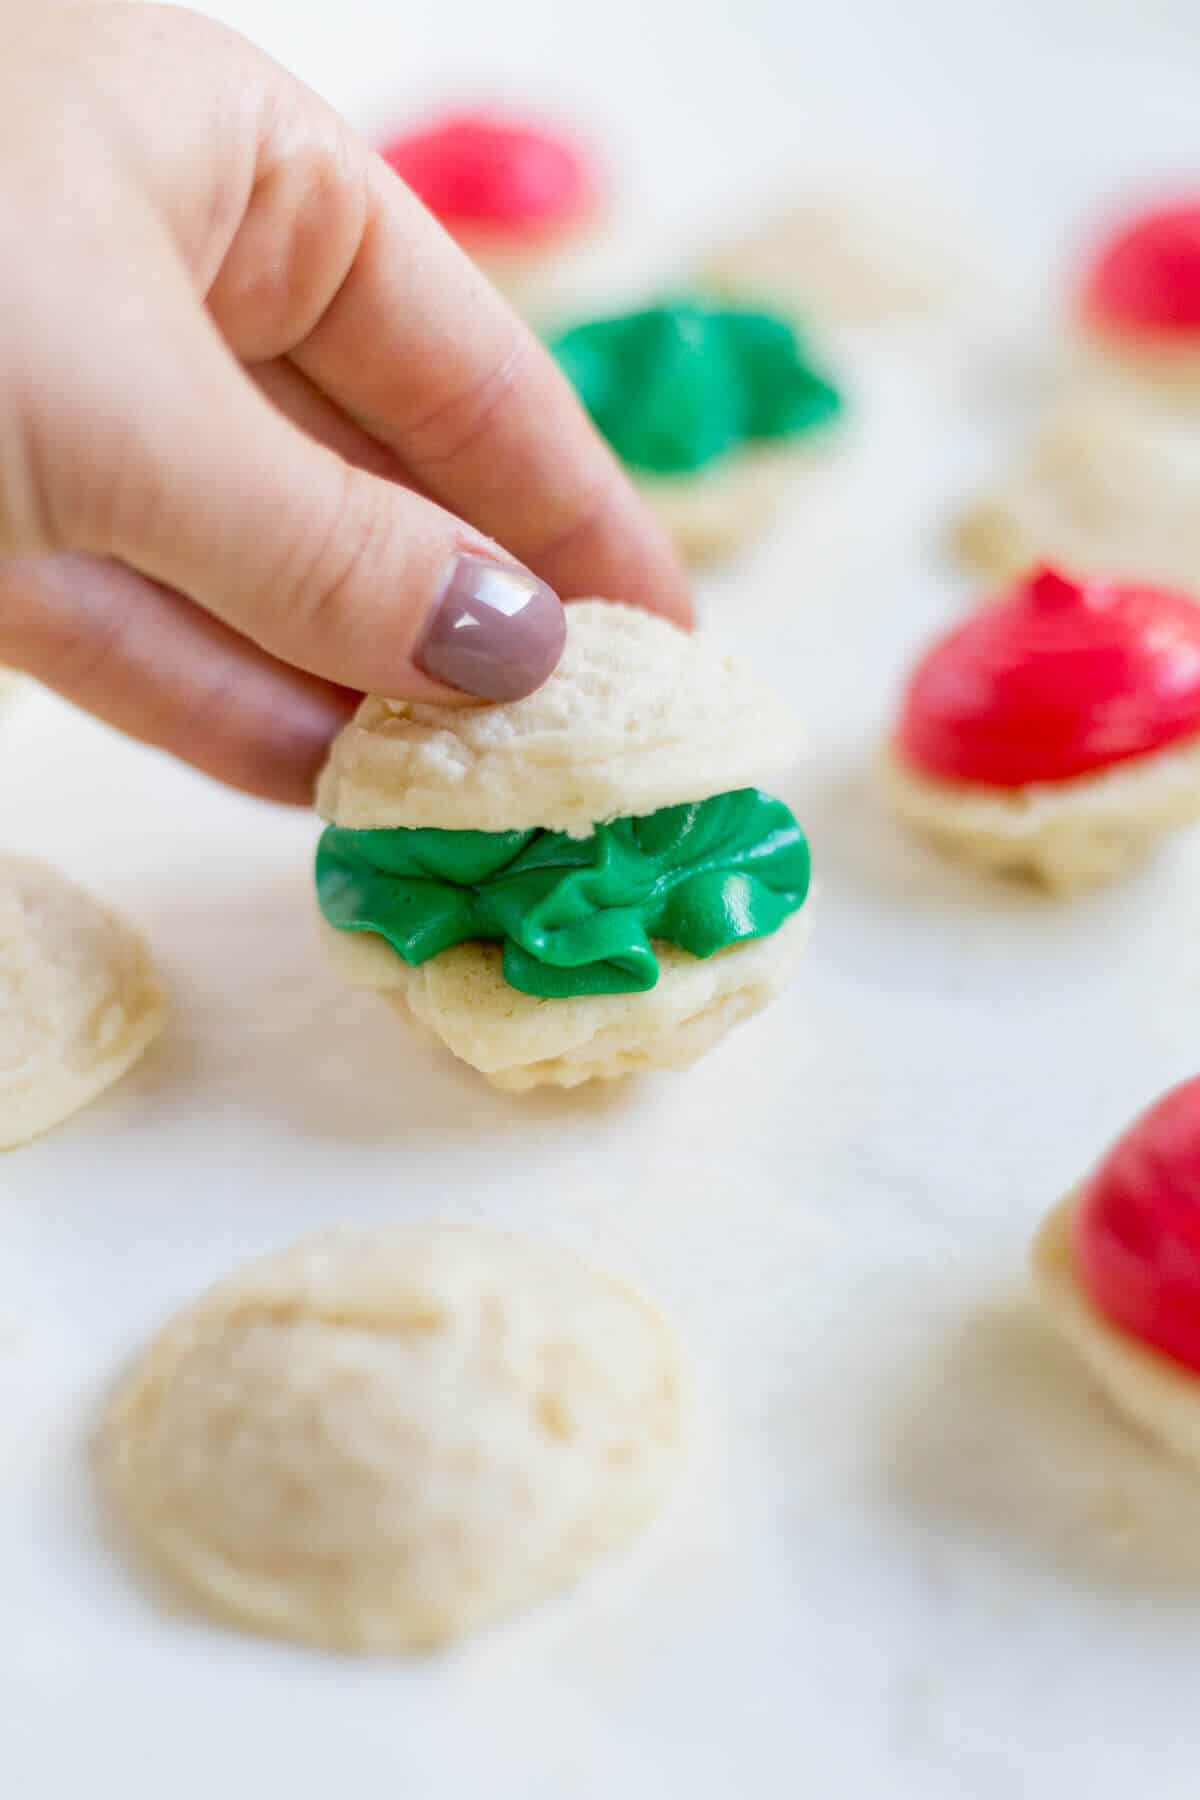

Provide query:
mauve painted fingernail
left=415, top=554, right=567, bottom=701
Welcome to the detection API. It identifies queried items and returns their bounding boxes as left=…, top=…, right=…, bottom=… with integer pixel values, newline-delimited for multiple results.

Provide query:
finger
left=236, top=154, right=692, bottom=628
left=251, top=358, right=411, bottom=485
left=0, top=552, right=356, bottom=804
left=69, top=247, right=568, bottom=705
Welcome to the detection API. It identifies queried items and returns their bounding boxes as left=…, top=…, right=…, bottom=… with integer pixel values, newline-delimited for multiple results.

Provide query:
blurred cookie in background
left=953, top=388, right=1200, bottom=597
left=380, top=107, right=603, bottom=317
left=1075, top=195, right=1200, bottom=401
left=698, top=184, right=979, bottom=330
left=0, top=855, right=167, bottom=1148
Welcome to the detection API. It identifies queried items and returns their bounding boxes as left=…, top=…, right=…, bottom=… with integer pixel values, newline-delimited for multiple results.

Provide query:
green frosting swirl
left=316, top=789, right=810, bottom=999
left=548, top=299, right=843, bottom=474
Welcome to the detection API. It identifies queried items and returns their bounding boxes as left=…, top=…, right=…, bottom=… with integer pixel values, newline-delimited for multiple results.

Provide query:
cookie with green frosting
left=549, top=299, right=842, bottom=475
left=548, top=300, right=844, bottom=565
left=314, top=601, right=812, bottom=1090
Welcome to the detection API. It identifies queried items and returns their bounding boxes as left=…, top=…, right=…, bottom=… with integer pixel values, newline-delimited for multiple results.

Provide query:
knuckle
left=216, top=103, right=370, bottom=358
left=280, top=464, right=392, bottom=649
left=527, top=464, right=625, bottom=566
left=401, top=330, right=535, bottom=471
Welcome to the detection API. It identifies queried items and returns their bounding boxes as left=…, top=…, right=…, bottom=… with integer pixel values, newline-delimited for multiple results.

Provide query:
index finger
left=289, top=156, right=692, bottom=627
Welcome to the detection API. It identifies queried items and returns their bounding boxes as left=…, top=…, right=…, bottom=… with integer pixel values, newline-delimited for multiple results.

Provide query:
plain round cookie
left=0, top=856, right=167, bottom=1148
left=882, top=738, right=1200, bottom=893
left=103, top=1225, right=685, bottom=1653
left=699, top=187, right=974, bottom=327
left=954, top=390, right=1200, bottom=595
left=1033, top=1195, right=1200, bottom=1471
left=321, top=909, right=810, bottom=1090
left=316, top=600, right=805, bottom=836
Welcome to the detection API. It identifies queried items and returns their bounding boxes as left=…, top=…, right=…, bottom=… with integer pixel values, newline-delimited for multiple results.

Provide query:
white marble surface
left=6, top=1, right=1200, bottom=1794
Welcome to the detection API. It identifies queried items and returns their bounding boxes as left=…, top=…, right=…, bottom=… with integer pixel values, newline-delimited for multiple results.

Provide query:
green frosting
left=548, top=299, right=843, bottom=474
left=316, top=789, right=810, bottom=999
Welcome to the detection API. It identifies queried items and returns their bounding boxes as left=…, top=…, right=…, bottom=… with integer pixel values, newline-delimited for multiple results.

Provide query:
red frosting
left=380, top=111, right=595, bottom=240
left=895, top=566, right=1200, bottom=788
left=1081, top=201, right=1200, bottom=337
left=1075, top=1077, right=1200, bottom=1373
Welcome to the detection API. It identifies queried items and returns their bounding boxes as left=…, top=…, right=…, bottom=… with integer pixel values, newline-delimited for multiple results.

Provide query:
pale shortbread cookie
left=1033, top=1194, right=1200, bottom=1472
left=954, top=391, right=1200, bottom=594
left=1073, top=323, right=1200, bottom=403
left=0, top=856, right=166, bottom=1148
left=317, top=600, right=805, bottom=836
left=882, top=737, right=1200, bottom=893
left=636, top=441, right=832, bottom=568
left=321, top=909, right=809, bottom=1091
left=103, top=1225, right=685, bottom=1652
left=700, top=189, right=972, bottom=327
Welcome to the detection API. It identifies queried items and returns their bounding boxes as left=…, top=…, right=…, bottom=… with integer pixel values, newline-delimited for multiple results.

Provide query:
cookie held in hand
left=315, top=601, right=812, bottom=1089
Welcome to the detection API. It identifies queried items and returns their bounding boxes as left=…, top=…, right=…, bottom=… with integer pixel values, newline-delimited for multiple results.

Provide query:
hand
left=0, top=2, right=690, bottom=801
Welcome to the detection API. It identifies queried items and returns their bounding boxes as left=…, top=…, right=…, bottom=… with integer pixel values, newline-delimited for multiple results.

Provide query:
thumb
left=71, top=301, right=567, bottom=705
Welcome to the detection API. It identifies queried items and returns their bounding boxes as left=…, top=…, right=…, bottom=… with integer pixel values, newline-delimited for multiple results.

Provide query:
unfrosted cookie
left=954, top=390, right=1200, bottom=594
left=700, top=187, right=974, bottom=328
left=315, top=601, right=813, bottom=1088
left=103, top=1225, right=685, bottom=1652
left=885, top=566, right=1200, bottom=892
left=317, top=600, right=804, bottom=836
left=1033, top=1077, right=1200, bottom=1471
left=0, top=856, right=166, bottom=1148
left=321, top=908, right=810, bottom=1091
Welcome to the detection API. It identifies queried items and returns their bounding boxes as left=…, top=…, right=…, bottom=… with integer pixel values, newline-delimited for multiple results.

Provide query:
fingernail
left=415, top=554, right=566, bottom=702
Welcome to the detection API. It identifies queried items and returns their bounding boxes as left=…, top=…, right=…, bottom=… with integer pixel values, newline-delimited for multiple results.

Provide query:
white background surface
left=7, top=1, right=1200, bottom=1795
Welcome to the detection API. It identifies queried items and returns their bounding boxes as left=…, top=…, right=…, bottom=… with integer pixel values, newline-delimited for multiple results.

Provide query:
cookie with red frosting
left=1034, top=1076, right=1200, bottom=1467
left=380, top=110, right=600, bottom=311
left=884, top=564, right=1200, bottom=890
left=1077, top=199, right=1200, bottom=394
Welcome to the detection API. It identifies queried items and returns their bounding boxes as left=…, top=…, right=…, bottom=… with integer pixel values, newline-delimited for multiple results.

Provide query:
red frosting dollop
left=895, top=566, right=1200, bottom=788
left=380, top=111, right=595, bottom=239
left=1081, top=200, right=1200, bottom=337
left=1075, top=1077, right=1200, bottom=1373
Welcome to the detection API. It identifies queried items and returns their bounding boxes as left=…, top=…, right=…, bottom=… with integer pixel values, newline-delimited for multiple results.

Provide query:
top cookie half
left=316, top=601, right=804, bottom=835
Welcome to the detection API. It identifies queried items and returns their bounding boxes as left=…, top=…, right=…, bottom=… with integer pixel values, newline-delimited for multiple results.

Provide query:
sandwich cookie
left=548, top=299, right=844, bottom=565
left=380, top=109, right=600, bottom=313
left=0, top=855, right=166, bottom=1148
left=315, top=601, right=812, bottom=1089
left=1034, top=1076, right=1200, bottom=1471
left=104, top=1224, right=685, bottom=1652
left=884, top=565, right=1200, bottom=892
